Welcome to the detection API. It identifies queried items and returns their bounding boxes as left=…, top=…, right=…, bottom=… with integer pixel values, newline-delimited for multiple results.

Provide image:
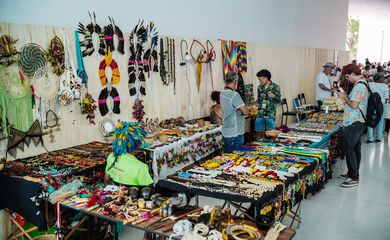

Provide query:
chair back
left=281, top=98, right=289, bottom=113
left=299, top=93, right=306, bottom=104
left=293, top=97, right=302, bottom=111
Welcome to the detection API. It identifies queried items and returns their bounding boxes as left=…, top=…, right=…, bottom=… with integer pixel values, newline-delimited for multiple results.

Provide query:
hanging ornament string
left=159, top=37, right=168, bottom=85
left=18, top=43, right=47, bottom=78
left=221, top=40, right=238, bottom=77
left=180, top=39, right=190, bottom=66
left=180, top=39, right=194, bottom=117
left=205, top=40, right=216, bottom=90
left=169, top=38, right=176, bottom=94
left=45, top=35, right=65, bottom=76
left=190, top=40, right=207, bottom=93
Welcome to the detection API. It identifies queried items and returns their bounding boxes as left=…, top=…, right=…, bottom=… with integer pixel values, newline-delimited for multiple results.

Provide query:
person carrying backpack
left=336, top=64, right=369, bottom=188
left=367, top=73, right=388, bottom=143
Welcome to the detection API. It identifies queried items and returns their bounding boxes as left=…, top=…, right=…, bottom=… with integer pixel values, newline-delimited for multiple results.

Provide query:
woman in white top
left=367, top=73, right=390, bottom=143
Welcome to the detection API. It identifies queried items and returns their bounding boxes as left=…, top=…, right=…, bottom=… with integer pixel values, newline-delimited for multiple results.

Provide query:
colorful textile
left=256, top=82, right=281, bottom=119
left=343, top=81, right=368, bottom=126
left=236, top=42, right=247, bottom=73
left=221, top=40, right=247, bottom=76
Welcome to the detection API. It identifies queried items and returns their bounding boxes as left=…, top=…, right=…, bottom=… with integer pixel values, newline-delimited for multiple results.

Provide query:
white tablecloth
left=148, top=126, right=222, bottom=182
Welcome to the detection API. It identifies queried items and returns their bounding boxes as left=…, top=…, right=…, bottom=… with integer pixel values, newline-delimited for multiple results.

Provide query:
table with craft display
left=0, top=141, right=111, bottom=234
left=57, top=183, right=296, bottom=240
left=157, top=142, right=327, bottom=230
left=142, top=118, right=223, bottom=182
left=262, top=112, right=343, bottom=182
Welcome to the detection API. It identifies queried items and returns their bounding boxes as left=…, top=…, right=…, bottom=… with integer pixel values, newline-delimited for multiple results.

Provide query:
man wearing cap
left=316, top=62, right=335, bottom=109
left=220, top=71, right=249, bottom=153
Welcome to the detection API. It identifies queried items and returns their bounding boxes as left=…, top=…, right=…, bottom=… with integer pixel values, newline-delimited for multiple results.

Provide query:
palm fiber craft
left=18, top=43, right=47, bottom=77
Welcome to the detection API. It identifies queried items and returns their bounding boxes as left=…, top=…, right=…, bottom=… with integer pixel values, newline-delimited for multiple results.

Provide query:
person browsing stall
left=316, top=62, right=335, bottom=109
left=210, top=91, right=222, bottom=125
left=336, top=64, right=369, bottom=188
left=104, top=121, right=153, bottom=186
left=220, top=72, right=249, bottom=153
left=255, top=69, right=281, bottom=139
left=367, top=72, right=389, bottom=143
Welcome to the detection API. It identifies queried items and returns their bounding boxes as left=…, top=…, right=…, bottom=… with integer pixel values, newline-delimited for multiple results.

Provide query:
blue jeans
left=223, top=134, right=244, bottom=153
left=255, top=118, right=275, bottom=132
left=367, top=115, right=385, bottom=141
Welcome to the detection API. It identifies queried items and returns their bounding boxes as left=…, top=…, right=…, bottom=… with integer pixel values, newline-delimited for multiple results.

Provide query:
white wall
left=355, top=16, right=390, bottom=63
left=0, top=0, right=348, bottom=50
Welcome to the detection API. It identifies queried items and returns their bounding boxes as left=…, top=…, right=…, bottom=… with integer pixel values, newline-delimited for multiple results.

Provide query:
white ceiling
left=349, top=0, right=390, bottom=21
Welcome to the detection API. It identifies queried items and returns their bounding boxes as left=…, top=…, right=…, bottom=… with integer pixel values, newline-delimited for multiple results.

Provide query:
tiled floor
left=121, top=134, right=390, bottom=240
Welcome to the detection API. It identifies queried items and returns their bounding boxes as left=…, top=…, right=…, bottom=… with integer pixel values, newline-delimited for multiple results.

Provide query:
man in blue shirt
left=220, top=72, right=249, bottom=153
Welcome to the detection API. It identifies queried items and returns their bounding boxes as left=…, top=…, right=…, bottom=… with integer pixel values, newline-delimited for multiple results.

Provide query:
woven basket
left=265, top=130, right=281, bottom=138
left=33, top=234, right=56, bottom=240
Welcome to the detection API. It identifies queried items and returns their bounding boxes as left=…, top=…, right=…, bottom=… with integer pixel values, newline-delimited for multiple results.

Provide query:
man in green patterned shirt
left=255, top=69, right=281, bottom=139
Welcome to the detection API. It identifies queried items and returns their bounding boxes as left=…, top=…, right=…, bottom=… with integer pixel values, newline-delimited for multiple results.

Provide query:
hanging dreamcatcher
left=104, top=17, right=125, bottom=54
left=32, top=66, right=60, bottom=143
left=18, top=43, right=47, bottom=78
left=77, top=12, right=106, bottom=57
left=143, top=22, right=159, bottom=77
left=45, top=35, right=65, bottom=76
left=129, top=20, right=147, bottom=122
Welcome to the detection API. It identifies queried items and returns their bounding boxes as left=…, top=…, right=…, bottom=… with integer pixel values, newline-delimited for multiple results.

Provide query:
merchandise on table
left=321, top=96, right=344, bottom=112
left=146, top=121, right=223, bottom=182
left=3, top=142, right=111, bottom=179
left=306, top=112, right=343, bottom=125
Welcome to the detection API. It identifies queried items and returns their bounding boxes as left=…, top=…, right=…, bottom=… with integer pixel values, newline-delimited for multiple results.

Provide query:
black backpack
left=358, top=82, right=384, bottom=128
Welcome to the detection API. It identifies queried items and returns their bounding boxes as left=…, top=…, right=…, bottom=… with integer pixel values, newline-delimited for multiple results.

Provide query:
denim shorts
left=255, top=118, right=275, bottom=132
left=223, top=134, right=244, bottom=153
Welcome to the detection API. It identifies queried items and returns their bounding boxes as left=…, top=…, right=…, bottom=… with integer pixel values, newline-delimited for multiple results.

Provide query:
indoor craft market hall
left=1, top=0, right=390, bottom=240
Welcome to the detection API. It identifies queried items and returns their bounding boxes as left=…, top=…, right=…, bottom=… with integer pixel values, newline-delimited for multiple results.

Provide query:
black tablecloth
left=0, top=174, right=46, bottom=230
left=157, top=160, right=317, bottom=206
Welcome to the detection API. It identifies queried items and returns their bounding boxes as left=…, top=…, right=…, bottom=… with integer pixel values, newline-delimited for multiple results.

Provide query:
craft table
left=146, top=126, right=222, bottom=182
left=0, top=142, right=111, bottom=230
left=60, top=200, right=296, bottom=240
left=60, top=201, right=203, bottom=240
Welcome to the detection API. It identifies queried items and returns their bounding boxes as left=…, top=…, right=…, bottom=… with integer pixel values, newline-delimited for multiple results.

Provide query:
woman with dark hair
left=210, top=91, right=222, bottom=125
left=336, top=63, right=369, bottom=188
